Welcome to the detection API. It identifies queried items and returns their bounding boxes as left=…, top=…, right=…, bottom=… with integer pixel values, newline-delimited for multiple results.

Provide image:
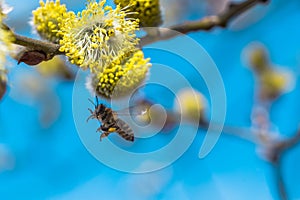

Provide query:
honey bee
left=87, top=97, right=134, bottom=142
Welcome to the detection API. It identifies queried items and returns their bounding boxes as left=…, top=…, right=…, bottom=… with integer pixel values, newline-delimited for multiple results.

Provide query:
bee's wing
left=116, top=118, right=134, bottom=142
left=114, top=107, right=148, bottom=117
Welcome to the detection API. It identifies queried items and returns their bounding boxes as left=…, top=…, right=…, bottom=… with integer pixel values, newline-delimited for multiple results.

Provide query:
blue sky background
left=0, top=0, right=300, bottom=199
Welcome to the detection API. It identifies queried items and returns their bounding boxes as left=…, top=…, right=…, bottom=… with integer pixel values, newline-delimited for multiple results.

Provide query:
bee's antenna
left=88, top=98, right=96, bottom=107
left=96, top=96, right=99, bottom=106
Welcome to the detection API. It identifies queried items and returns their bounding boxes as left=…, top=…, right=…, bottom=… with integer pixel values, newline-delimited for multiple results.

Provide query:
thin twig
left=2, top=0, right=268, bottom=60
left=198, top=122, right=256, bottom=143
left=272, top=160, right=289, bottom=200
left=2, top=23, right=61, bottom=60
left=13, top=33, right=61, bottom=59
left=263, top=130, right=300, bottom=200
left=140, top=0, right=269, bottom=47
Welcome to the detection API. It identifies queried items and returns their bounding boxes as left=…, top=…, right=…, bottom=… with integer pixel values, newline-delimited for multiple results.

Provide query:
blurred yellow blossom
left=259, top=69, right=293, bottom=100
left=174, top=88, right=207, bottom=124
left=245, top=43, right=295, bottom=101
left=248, top=46, right=269, bottom=74
left=37, top=56, right=74, bottom=79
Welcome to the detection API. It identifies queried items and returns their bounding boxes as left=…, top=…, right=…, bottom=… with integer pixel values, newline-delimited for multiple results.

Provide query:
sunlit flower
left=86, top=50, right=151, bottom=99
left=32, top=0, right=71, bottom=43
left=114, top=0, right=162, bottom=27
left=59, top=0, right=139, bottom=72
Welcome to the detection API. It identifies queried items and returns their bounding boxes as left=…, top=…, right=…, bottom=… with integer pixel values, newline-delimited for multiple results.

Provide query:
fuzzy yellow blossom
left=59, top=0, right=139, bottom=72
left=32, top=0, right=71, bottom=43
left=114, top=0, right=162, bottom=27
left=87, top=50, right=151, bottom=99
left=174, top=88, right=207, bottom=124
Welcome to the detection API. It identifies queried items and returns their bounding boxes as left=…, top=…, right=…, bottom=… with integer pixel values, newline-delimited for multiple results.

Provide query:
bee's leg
left=96, top=126, right=102, bottom=132
left=100, top=132, right=110, bottom=141
left=100, top=124, right=109, bottom=132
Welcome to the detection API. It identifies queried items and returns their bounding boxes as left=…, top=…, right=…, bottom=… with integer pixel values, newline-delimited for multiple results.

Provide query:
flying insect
left=87, top=97, right=134, bottom=142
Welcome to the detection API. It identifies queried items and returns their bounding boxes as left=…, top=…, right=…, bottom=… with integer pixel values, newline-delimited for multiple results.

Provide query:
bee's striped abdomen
left=116, top=119, right=134, bottom=141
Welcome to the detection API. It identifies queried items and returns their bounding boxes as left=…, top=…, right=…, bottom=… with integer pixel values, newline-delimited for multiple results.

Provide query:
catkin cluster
left=32, top=0, right=154, bottom=99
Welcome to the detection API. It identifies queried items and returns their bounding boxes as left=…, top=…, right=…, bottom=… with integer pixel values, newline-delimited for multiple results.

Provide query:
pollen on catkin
left=32, top=0, right=72, bottom=43
left=59, top=0, right=140, bottom=72
left=114, top=0, right=162, bottom=27
left=87, top=50, right=151, bottom=99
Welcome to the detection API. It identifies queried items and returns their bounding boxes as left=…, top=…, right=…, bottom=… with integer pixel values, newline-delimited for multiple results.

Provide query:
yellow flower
left=32, top=0, right=72, bottom=43
left=174, top=88, right=207, bottom=124
left=114, top=0, right=162, bottom=27
left=87, top=50, right=151, bottom=99
left=59, top=0, right=139, bottom=72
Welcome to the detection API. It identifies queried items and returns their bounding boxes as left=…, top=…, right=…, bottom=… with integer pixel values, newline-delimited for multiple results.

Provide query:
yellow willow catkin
left=59, top=0, right=139, bottom=72
left=114, top=0, right=162, bottom=27
left=32, top=0, right=72, bottom=43
left=87, top=50, right=151, bottom=99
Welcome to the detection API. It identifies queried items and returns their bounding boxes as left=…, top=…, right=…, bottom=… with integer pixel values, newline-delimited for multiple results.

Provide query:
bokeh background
left=1, top=0, right=300, bottom=199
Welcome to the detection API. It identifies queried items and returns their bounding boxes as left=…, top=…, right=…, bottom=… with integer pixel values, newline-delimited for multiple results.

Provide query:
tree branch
left=2, top=23, right=61, bottom=61
left=263, top=130, right=300, bottom=200
left=13, top=33, right=61, bottom=60
left=140, top=0, right=269, bottom=47
left=2, top=0, right=269, bottom=61
left=272, top=160, right=289, bottom=200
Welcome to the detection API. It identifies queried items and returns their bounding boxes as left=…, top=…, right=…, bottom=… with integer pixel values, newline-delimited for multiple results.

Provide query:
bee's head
left=100, top=103, right=106, bottom=112
left=95, top=103, right=106, bottom=114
